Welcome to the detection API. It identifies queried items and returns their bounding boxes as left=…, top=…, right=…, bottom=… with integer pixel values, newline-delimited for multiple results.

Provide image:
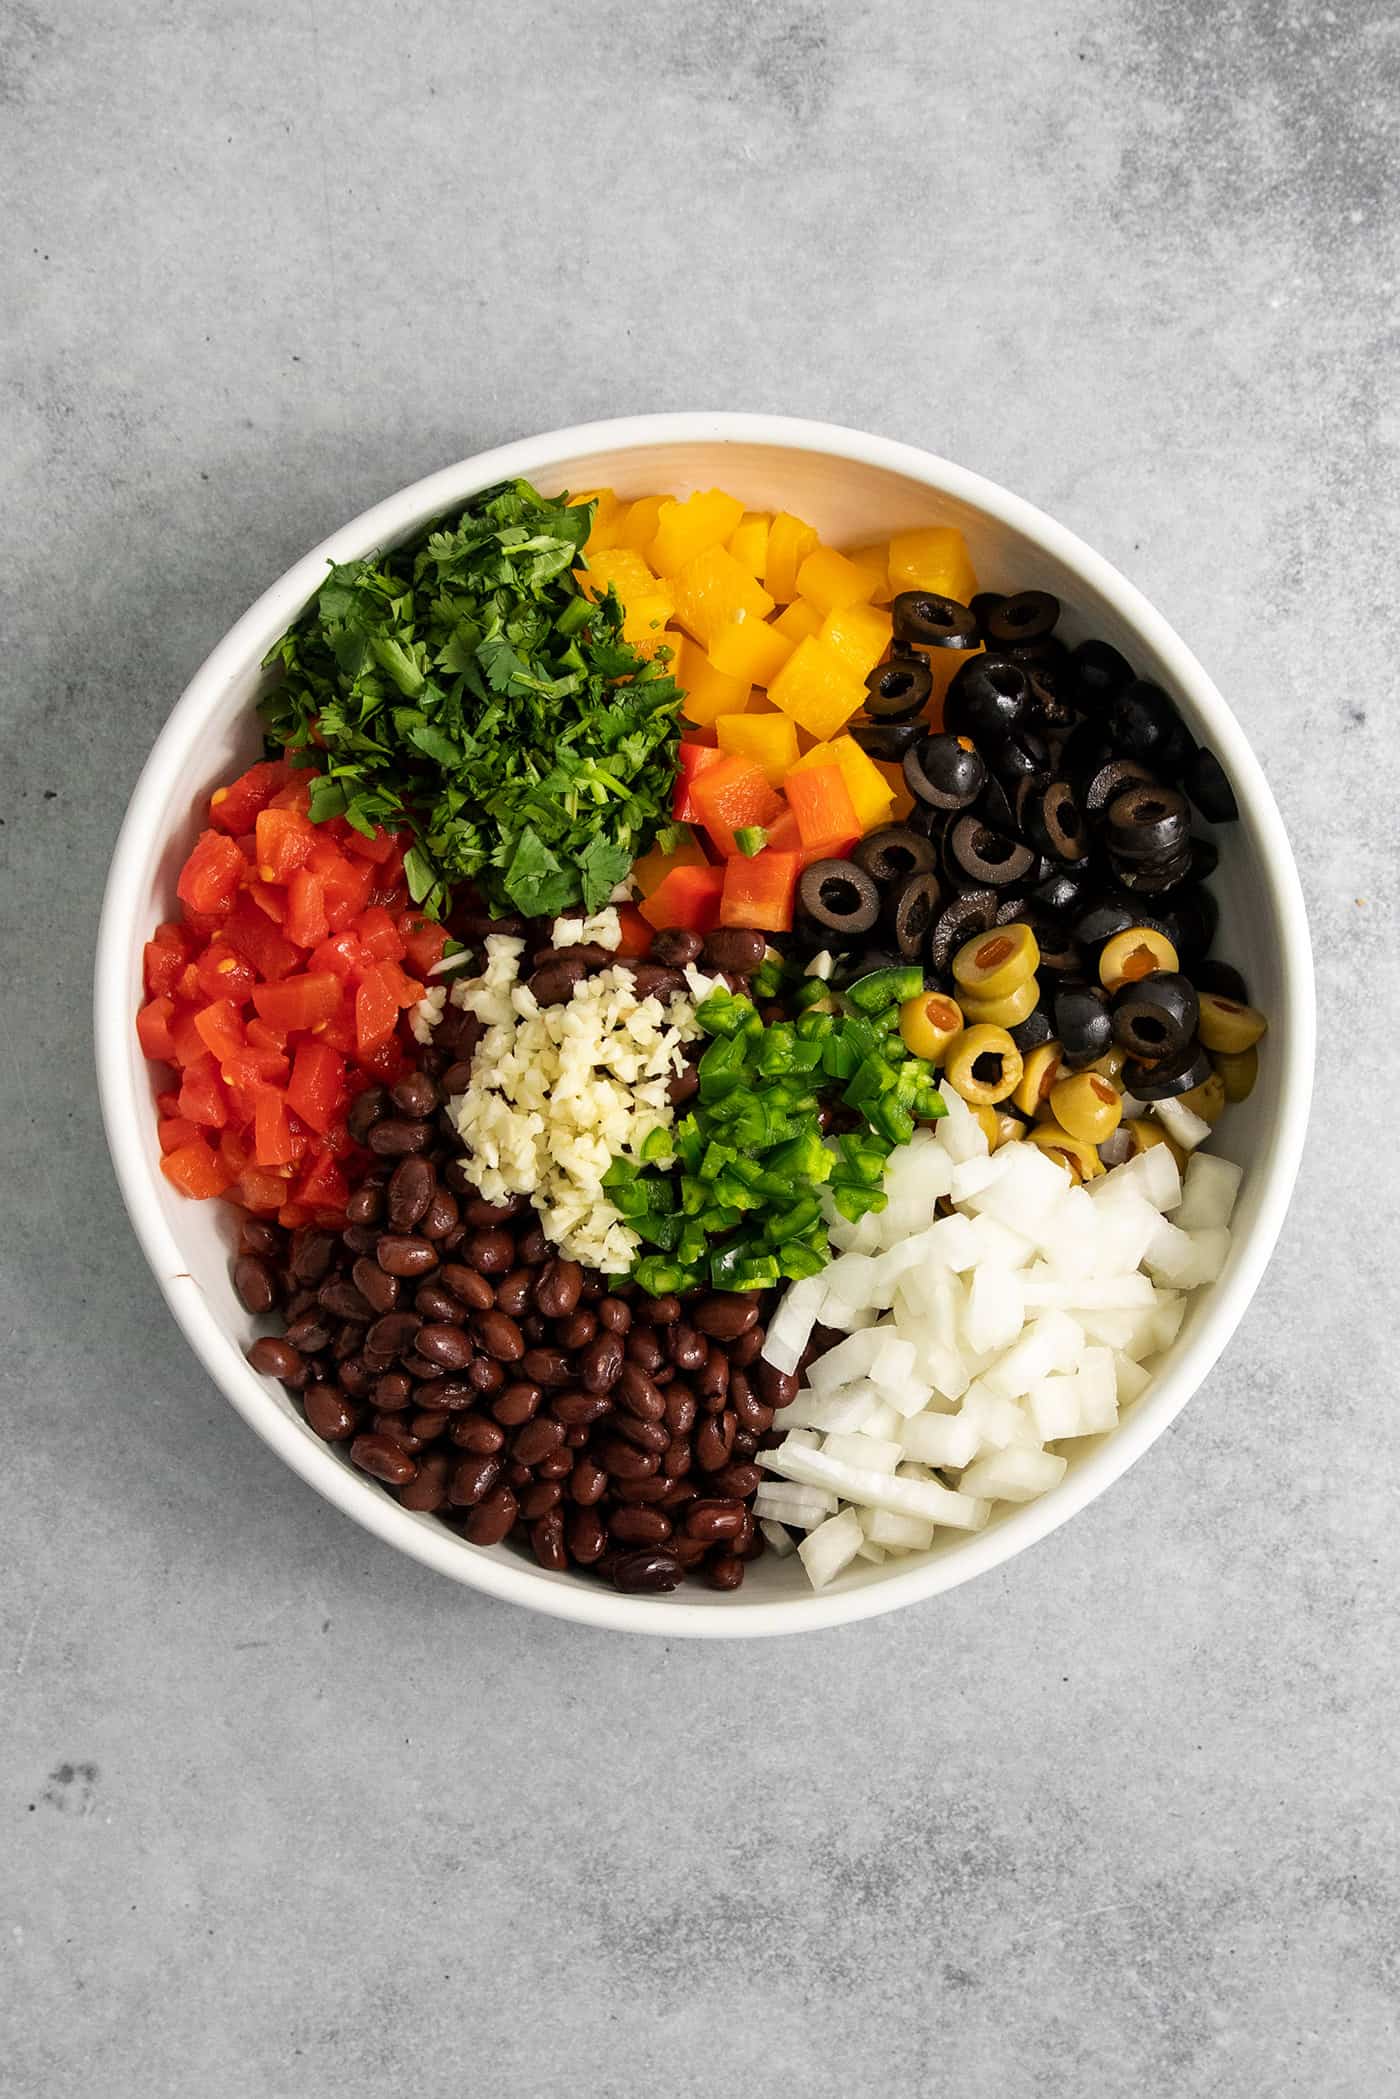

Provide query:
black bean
left=233, top=1255, right=278, bottom=1315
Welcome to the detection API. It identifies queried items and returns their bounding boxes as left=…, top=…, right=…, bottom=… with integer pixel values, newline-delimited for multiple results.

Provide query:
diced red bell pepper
left=286, top=1041, right=348, bottom=1134
left=157, top=1114, right=202, bottom=1155
left=208, top=758, right=298, bottom=834
left=639, top=863, right=726, bottom=935
left=353, top=905, right=407, bottom=964
left=144, top=921, right=198, bottom=997
left=612, top=904, right=654, bottom=959
left=400, top=913, right=449, bottom=978
left=252, top=1084, right=307, bottom=1168
left=136, top=996, right=177, bottom=1062
left=784, top=763, right=861, bottom=855
left=177, top=831, right=247, bottom=918
left=193, top=942, right=257, bottom=1003
left=251, top=972, right=343, bottom=1033
left=719, top=849, right=801, bottom=933
left=192, top=998, right=247, bottom=1063
left=672, top=741, right=728, bottom=824
left=254, top=804, right=317, bottom=884
left=177, top=1052, right=231, bottom=1130
left=284, top=868, right=329, bottom=949
left=161, top=1138, right=234, bottom=1199
left=355, top=964, right=402, bottom=1055
left=223, top=894, right=301, bottom=981
left=690, top=754, right=784, bottom=858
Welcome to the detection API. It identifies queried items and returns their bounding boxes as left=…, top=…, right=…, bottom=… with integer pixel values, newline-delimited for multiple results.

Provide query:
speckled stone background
left=3, top=2, right=1397, bottom=2093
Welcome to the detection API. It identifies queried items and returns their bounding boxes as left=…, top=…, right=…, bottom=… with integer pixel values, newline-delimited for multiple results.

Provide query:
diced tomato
left=247, top=880, right=288, bottom=926
left=223, top=894, right=301, bottom=981
left=353, top=905, right=407, bottom=964
left=194, top=943, right=257, bottom=1003
left=177, top=1053, right=231, bottom=1130
left=245, top=1015, right=288, bottom=1054
left=177, top=831, right=247, bottom=918
left=157, top=1114, right=201, bottom=1155
left=144, top=922, right=197, bottom=997
left=690, top=755, right=784, bottom=858
left=221, top=1048, right=292, bottom=1113
left=309, top=929, right=365, bottom=981
left=208, top=758, right=298, bottom=834
left=251, top=972, right=343, bottom=1033
left=343, top=824, right=398, bottom=864
left=672, top=741, right=728, bottom=824
left=358, top=1034, right=408, bottom=1085
left=294, top=1149, right=349, bottom=1212
left=254, top=805, right=317, bottom=884
left=277, top=1201, right=313, bottom=1229
left=136, top=996, right=176, bottom=1062
left=170, top=1002, right=207, bottom=1066
left=639, top=863, right=726, bottom=935
left=784, top=763, right=861, bottom=855
left=613, top=904, right=654, bottom=960
left=719, top=849, right=800, bottom=933
left=268, top=775, right=315, bottom=818
left=400, top=913, right=449, bottom=978
left=287, top=1041, right=347, bottom=1134
left=252, top=1085, right=308, bottom=1168
left=284, top=868, right=329, bottom=949
left=192, top=999, right=247, bottom=1063
left=155, top=1088, right=181, bottom=1119
left=308, top=840, right=375, bottom=929
left=355, top=964, right=401, bottom=1056
left=161, top=1138, right=233, bottom=1199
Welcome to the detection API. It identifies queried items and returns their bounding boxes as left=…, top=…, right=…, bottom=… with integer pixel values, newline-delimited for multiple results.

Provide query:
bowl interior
left=100, top=426, right=1305, bottom=1632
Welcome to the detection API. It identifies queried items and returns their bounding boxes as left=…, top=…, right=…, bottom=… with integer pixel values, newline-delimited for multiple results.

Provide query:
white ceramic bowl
left=95, top=414, right=1314, bottom=1637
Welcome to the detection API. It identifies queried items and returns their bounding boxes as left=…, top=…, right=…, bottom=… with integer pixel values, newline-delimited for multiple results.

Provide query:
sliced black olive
left=1024, top=661, right=1078, bottom=733
left=1165, top=883, right=1218, bottom=963
left=890, top=591, right=980, bottom=650
left=1101, top=679, right=1193, bottom=777
left=1110, top=971, right=1199, bottom=1061
left=995, top=900, right=1082, bottom=978
left=1034, top=866, right=1092, bottom=916
left=1116, top=849, right=1193, bottom=895
left=1025, top=778, right=1090, bottom=864
left=850, top=718, right=925, bottom=762
left=1059, top=722, right=1114, bottom=796
left=946, top=815, right=1035, bottom=891
left=1083, top=755, right=1156, bottom=818
left=978, top=771, right=1021, bottom=836
left=1053, top=982, right=1113, bottom=1068
left=904, top=733, right=986, bottom=811
left=1105, top=782, right=1191, bottom=862
left=834, top=946, right=903, bottom=989
left=1189, top=835, right=1220, bottom=882
left=984, top=590, right=1059, bottom=647
left=1193, top=958, right=1248, bottom=1004
left=985, top=724, right=1052, bottom=787
left=1123, top=1040, right=1215, bottom=1101
left=1185, top=746, right=1239, bottom=823
left=1073, top=896, right=1137, bottom=950
left=1010, top=1006, right=1055, bottom=1053
left=928, top=890, right=999, bottom=977
left=970, top=591, right=1006, bottom=633
left=851, top=823, right=939, bottom=889
left=943, top=655, right=1031, bottom=742
left=864, top=655, right=933, bottom=722
left=795, top=859, right=880, bottom=946
left=1067, top=638, right=1134, bottom=714
left=888, top=870, right=942, bottom=958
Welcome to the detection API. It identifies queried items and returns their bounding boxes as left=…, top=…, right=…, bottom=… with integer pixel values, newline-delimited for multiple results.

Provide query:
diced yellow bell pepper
left=767, top=637, right=867, bottom=742
left=571, top=487, right=625, bottom=551
left=874, top=758, right=916, bottom=821
left=670, top=545, right=775, bottom=651
left=887, top=525, right=978, bottom=606
left=708, top=614, right=793, bottom=688
left=673, top=634, right=750, bottom=727
left=929, top=643, right=982, bottom=726
left=773, top=599, right=822, bottom=646
left=845, top=543, right=893, bottom=604
left=630, top=829, right=709, bottom=897
left=765, top=512, right=820, bottom=602
left=797, top=545, right=876, bottom=618
left=715, top=710, right=800, bottom=787
left=819, top=601, right=893, bottom=682
left=647, top=488, right=746, bottom=578
left=618, top=494, right=672, bottom=555
left=578, top=547, right=658, bottom=607
left=726, top=511, right=772, bottom=579
left=622, top=589, right=675, bottom=659
left=788, top=734, right=894, bottom=832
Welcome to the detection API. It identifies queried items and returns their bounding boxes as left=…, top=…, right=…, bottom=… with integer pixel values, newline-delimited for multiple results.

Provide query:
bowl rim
left=94, top=411, right=1315, bottom=1638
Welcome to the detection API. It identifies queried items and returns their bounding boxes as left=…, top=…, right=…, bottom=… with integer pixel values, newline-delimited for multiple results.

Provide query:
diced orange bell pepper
left=690, top=754, right=784, bottom=858
left=617, top=494, right=672, bottom=555
left=673, top=741, right=729, bottom=823
left=726, top=512, right=772, bottom=578
left=765, top=512, right=819, bottom=603
left=773, top=599, right=822, bottom=647
left=647, top=489, right=746, bottom=577
left=639, top=863, right=726, bottom=935
left=797, top=545, right=876, bottom=618
left=819, top=601, right=893, bottom=682
left=788, top=735, right=895, bottom=833
left=715, top=711, right=800, bottom=787
left=785, top=764, right=862, bottom=855
left=719, top=850, right=800, bottom=933
left=845, top=544, right=894, bottom=605
left=887, top=525, right=978, bottom=606
left=670, top=546, right=774, bottom=651
left=612, top=904, right=654, bottom=959
left=572, top=487, right=625, bottom=550
left=707, top=615, right=793, bottom=688
left=630, top=831, right=709, bottom=897
left=767, top=638, right=868, bottom=742
left=674, top=635, right=750, bottom=727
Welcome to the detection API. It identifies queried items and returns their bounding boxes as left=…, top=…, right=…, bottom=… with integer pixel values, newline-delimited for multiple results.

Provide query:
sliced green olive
left=1026, top=1123, right=1104, bottom=1182
left=952, top=921, right=1040, bottom=1000
left=1213, top=1045, right=1258, bottom=1102
left=969, top=1102, right=1000, bottom=1149
left=944, top=1024, right=1023, bottom=1106
left=1090, top=1044, right=1127, bottom=1082
left=1126, top=1118, right=1185, bottom=1170
left=1098, top=926, right=1180, bottom=991
left=993, top=1110, right=1026, bottom=1150
left=1049, top=1070, right=1124, bottom=1144
left=1013, top=1040, right=1064, bottom=1118
left=1196, top=991, right=1268, bottom=1054
left=1176, top=1069, right=1227, bottom=1125
left=898, top=990, right=964, bottom=1062
left=956, top=974, right=1041, bottom=1028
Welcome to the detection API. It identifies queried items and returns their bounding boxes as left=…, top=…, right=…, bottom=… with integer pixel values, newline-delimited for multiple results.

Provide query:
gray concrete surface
left=3, top=2, right=1398, bottom=2093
